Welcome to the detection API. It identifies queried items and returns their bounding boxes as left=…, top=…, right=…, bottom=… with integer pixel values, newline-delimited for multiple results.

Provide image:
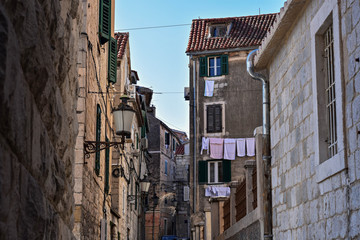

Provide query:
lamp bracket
left=84, top=138, right=125, bottom=159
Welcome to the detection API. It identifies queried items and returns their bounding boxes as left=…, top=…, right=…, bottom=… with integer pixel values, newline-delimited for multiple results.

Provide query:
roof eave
left=186, top=46, right=258, bottom=56
left=254, top=0, right=308, bottom=69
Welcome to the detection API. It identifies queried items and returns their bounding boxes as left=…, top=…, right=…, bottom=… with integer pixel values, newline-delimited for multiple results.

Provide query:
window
left=164, top=219, right=168, bottom=235
left=199, top=55, right=228, bottom=77
left=311, top=0, right=345, bottom=182
left=172, top=138, right=176, bottom=152
left=105, top=136, right=110, bottom=194
left=95, top=104, right=101, bottom=175
left=165, top=160, right=168, bottom=175
left=209, top=24, right=228, bottom=38
left=165, top=131, right=170, bottom=147
left=206, top=104, right=222, bottom=133
left=184, top=186, right=190, bottom=201
left=198, top=160, right=231, bottom=184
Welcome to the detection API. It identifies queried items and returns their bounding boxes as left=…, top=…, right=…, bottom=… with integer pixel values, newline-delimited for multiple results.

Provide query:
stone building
left=146, top=108, right=183, bottom=240
left=250, top=0, right=360, bottom=239
left=0, top=0, right=81, bottom=239
left=185, top=14, right=277, bottom=240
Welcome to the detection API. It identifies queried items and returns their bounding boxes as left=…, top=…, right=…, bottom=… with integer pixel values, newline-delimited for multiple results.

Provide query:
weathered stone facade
left=254, top=0, right=360, bottom=239
left=0, top=0, right=82, bottom=238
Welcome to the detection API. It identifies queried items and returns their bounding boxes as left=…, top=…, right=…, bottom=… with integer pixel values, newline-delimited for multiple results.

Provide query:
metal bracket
left=84, top=139, right=124, bottom=159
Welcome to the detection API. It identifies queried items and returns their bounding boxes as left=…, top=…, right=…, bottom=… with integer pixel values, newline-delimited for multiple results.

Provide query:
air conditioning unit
left=141, top=138, right=148, bottom=150
left=184, top=87, right=190, bottom=101
left=127, top=84, right=136, bottom=99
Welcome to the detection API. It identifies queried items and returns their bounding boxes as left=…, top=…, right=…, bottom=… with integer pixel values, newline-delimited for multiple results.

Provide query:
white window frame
left=208, top=161, right=223, bottom=184
left=204, top=101, right=225, bottom=137
left=311, top=0, right=345, bottom=183
left=208, top=56, right=221, bottom=77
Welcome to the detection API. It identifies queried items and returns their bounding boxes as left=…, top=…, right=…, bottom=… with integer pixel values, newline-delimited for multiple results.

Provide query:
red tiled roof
left=186, top=14, right=278, bottom=53
left=114, top=32, right=129, bottom=59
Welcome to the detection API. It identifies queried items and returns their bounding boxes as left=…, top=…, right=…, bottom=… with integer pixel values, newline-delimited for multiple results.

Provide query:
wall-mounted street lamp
left=84, top=95, right=135, bottom=158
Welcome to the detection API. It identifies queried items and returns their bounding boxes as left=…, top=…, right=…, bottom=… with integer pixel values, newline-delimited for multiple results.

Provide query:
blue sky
left=115, top=0, right=286, bottom=136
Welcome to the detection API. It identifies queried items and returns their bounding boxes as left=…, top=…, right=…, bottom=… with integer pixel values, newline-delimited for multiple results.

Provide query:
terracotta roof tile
left=114, top=32, right=129, bottom=59
left=186, top=14, right=278, bottom=53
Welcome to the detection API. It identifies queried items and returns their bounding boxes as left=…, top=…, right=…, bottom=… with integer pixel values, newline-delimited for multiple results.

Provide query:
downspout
left=191, top=56, right=197, bottom=214
left=246, top=49, right=272, bottom=240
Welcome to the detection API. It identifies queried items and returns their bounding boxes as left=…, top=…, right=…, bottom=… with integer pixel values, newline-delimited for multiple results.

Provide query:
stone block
left=346, top=80, right=354, bottom=103
left=77, top=97, right=85, bottom=113
left=356, top=150, right=360, bottom=181
left=355, top=72, right=360, bottom=93
left=350, top=210, right=360, bottom=238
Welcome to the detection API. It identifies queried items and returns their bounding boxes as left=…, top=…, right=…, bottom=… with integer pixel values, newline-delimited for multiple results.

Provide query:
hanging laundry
left=236, top=138, right=246, bottom=157
left=246, top=138, right=256, bottom=156
left=205, top=186, right=230, bottom=197
left=223, top=138, right=236, bottom=160
left=200, top=137, right=210, bottom=155
left=205, top=186, right=212, bottom=197
left=209, top=138, right=224, bottom=159
left=204, top=80, right=215, bottom=97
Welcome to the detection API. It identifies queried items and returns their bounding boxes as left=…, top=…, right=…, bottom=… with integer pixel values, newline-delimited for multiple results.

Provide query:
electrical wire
left=115, top=23, right=191, bottom=31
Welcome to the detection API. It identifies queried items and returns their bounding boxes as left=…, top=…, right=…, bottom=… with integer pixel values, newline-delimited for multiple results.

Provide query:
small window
left=198, top=160, right=231, bottom=184
left=209, top=161, right=223, bottom=183
left=209, top=57, right=221, bottom=76
left=206, top=104, right=222, bottom=133
left=199, top=55, right=228, bottom=77
left=165, top=131, right=170, bottom=147
left=172, top=138, right=176, bottom=152
left=165, top=160, right=168, bottom=175
left=209, top=25, right=228, bottom=37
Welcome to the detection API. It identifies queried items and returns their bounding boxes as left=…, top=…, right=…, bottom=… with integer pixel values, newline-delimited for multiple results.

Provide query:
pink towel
left=246, top=138, right=256, bottom=156
left=209, top=138, right=224, bottom=159
left=237, top=138, right=246, bottom=157
left=224, top=139, right=236, bottom=160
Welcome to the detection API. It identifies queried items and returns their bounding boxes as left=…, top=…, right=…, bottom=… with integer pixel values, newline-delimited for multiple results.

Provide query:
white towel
left=246, top=138, right=256, bottom=156
left=200, top=137, right=209, bottom=155
left=223, top=139, right=236, bottom=160
left=204, top=80, right=215, bottom=97
left=236, top=138, right=246, bottom=157
left=205, top=186, right=212, bottom=197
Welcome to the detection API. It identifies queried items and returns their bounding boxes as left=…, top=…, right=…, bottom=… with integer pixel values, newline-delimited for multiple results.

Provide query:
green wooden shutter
left=108, top=37, right=117, bottom=84
left=221, top=55, right=228, bottom=75
left=99, top=0, right=111, bottom=45
left=207, top=105, right=215, bottom=133
left=105, top=136, right=110, bottom=194
left=214, top=105, right=222, bottom=132
left=198, top=161, right=208, bottom=184
left=223, top=160, right=231, bottom=182
left=95, top=105, right=101, bottom=176
left=199, top=57, right=207, bottom=77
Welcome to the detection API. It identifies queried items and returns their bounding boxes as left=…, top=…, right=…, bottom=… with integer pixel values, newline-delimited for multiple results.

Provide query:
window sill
left=315, top=149, right=345, bottom=183
left=204, top=76, right=226, bottom=81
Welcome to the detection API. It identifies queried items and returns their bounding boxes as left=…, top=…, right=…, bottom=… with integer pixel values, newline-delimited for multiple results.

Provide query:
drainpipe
left=246, top=49, right=272, bottom=240
left=191, top=56, right=197, bottom=214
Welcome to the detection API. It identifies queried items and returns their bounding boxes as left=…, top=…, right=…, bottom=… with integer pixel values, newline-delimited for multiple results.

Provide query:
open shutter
left=199, top=57, right=207, bottom=77
left=214, top=105, right=222, bottom=132
left=99, top=0, right=111, bottom=45
left=207, top=105, right=215, bottom=133
left=105, top=136, right=110, bottom=194
left=108, top=37, right=117, bottom=83
left=223, top=160, right=231, bottom=182
left=95, top=105, right=101, bottom=176
left=198, top=161, right=208, bottom=184
left=221, top=55, right=228, bottom=75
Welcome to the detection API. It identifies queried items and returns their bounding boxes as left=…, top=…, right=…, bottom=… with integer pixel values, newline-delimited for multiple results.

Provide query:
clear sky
left=114, top=0, right=286, bottom=136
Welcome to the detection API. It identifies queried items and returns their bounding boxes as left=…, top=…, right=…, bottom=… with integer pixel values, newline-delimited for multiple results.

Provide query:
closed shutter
left=99, top=0, right=111, bottom=45
left=214, top=105, right=222, bottom=132
left=223, top=160, right=231, bottom=182
left=198, top=161, right=208, bottom=184
left=95, top=105, right=101, bottom=176
left=105, top=136, right=110, bottom=194
left=108, top=37, right=117, bottom=83
left=207, top=105, right=215, bottom=133
left=221, top=55, right=228, bottom=75
left=199, top=57, right=207, bottom=77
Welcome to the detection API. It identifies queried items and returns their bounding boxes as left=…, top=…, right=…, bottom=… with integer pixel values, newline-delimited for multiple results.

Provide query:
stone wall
left=0, top=0, right=81, bottom=239
left=265, top=0, right=360, bottom=239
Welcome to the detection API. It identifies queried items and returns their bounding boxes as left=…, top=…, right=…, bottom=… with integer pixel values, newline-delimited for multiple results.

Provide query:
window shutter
left=221, top=55, right=228, bottom=75
left=198, top=161, right=208, bottom=184
left=223, top=160, right=231, bottom=182
left=99, top=0, right=111, bottom=45
left=184, top=186, right=190, bottom=201
left=214, top=105, right=222, bottom=132
left=105, top=137, right=110, bottom=194
left=207, top=105, right=215, bottom=133
left=108, top=37, right=117, bottom=83
left=199, top=57, right=207, bottom=77
left=95, top=105, right=101, bottom=176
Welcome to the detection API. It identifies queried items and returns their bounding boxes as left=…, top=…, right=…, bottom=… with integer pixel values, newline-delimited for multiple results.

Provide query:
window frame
left=164, top=160, right=168, bottom=175
left=204, top=102, right=225, bottom=136
left=208, top=56, right=222, bottom=77
left=311, top=0, right=345, bottom=183
left=199, top=55, right=228, bottom=77
left=208, top=161, right=223, bottom=183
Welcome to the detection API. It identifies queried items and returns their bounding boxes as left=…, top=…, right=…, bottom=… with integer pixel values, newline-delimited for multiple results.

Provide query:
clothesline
left=201, top=137, right=256, bottom=160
